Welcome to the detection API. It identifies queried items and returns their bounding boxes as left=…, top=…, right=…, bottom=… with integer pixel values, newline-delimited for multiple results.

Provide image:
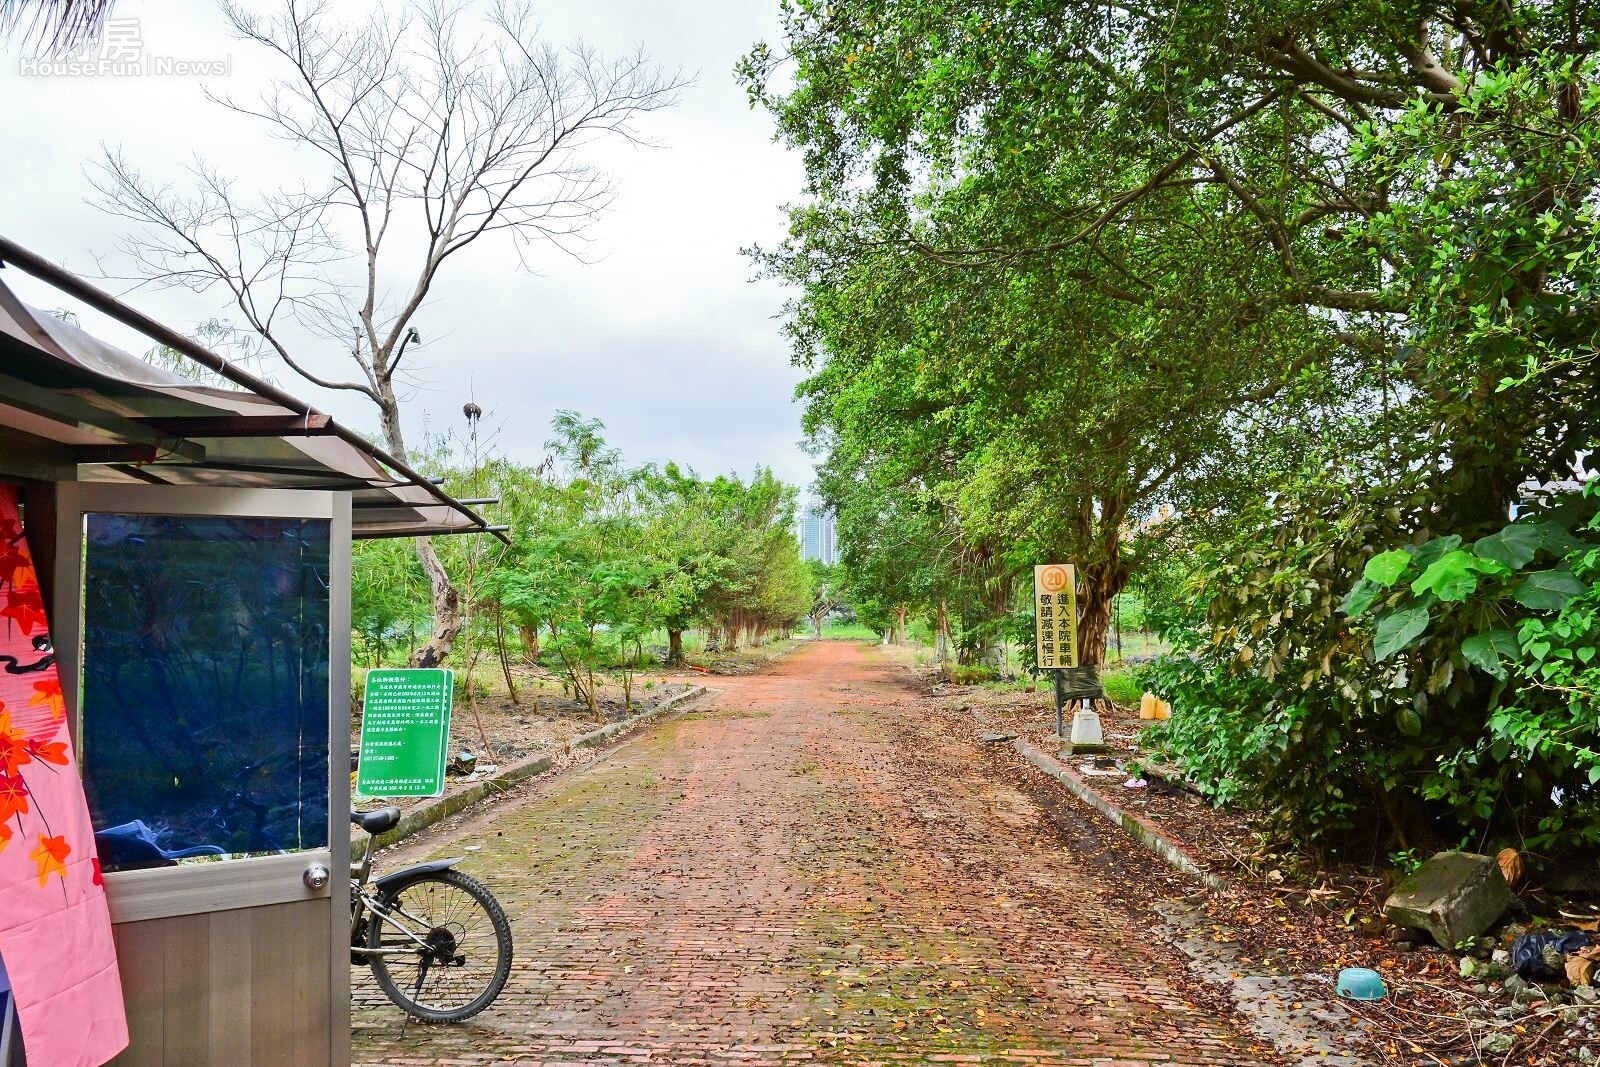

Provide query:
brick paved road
left=353, top=641, right=1280, bottom=1066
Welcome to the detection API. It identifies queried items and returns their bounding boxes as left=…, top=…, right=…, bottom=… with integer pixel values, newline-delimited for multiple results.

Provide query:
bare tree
left=1, top=0, right=115, bottom=51
left=92, top=0, right=685, bottom=667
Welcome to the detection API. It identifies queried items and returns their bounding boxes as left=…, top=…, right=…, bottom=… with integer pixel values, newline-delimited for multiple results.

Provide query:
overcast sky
left=0, top=0, right=816, bottom=491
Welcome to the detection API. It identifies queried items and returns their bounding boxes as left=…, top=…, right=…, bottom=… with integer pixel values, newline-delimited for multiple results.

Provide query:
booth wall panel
left=160, top=913, right=210, bottom=1064
left=113, top=921, right=165, bottom=1065
left=207, top=908, right=253, bottom=1062
left=111, top=899, right=333, bottom=1067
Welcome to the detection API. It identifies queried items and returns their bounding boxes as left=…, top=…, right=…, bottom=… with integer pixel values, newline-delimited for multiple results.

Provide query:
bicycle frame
left=349, top=832, right=448, bottom=960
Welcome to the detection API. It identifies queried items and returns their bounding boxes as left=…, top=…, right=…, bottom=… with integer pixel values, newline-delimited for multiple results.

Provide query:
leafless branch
left=92, top=0, right=686, bottom=455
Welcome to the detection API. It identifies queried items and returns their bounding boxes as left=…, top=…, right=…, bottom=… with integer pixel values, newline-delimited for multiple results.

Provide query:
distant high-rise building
left=799, top=501, right=837, bottom=564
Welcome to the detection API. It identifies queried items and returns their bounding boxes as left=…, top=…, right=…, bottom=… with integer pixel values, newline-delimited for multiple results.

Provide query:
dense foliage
left=745, top=1, right=1600, bottom=856
left=352, top=414, right=812, bottom=717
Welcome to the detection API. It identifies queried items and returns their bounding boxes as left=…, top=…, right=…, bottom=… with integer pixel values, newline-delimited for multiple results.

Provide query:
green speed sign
left=356, top=668, right=454, bottom=797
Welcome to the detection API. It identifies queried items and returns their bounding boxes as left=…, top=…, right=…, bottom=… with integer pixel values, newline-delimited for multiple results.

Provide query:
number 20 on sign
left=1034, top=564, right=1079, bottom=669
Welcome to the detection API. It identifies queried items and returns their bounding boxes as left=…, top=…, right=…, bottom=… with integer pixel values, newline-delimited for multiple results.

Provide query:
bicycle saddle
left=351, top=807, right=402, bottom=835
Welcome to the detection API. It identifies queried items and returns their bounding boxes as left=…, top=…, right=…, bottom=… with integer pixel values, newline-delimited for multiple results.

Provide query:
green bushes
left=1099, top=669, right=1143, bottom=708
left=1346, top=490, right=1600, bottom=854
left=944, top=663, right=999, bottom=685
left=1143, top=483, right=1600, bottom=856
left=355, top=414, right=813, bottom=713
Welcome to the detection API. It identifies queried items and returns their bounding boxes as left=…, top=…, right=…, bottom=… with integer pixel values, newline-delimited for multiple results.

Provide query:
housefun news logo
left=20, top=20, right=232, bottom=78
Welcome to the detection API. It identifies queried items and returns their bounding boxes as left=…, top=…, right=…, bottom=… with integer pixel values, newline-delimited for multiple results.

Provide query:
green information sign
left=356, top=668, right=454, bottom=797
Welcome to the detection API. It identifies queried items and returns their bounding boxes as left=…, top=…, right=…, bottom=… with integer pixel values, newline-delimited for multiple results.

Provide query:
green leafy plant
left=1389, top=849, right=1426, bottom=876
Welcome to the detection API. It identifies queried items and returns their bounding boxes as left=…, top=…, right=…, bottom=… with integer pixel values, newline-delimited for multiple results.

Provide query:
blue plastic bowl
left=1335, top=967, right=1388, bottom=1000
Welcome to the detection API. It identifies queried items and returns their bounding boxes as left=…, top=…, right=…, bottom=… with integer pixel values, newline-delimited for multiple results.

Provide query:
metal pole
left=1053, top=668, right=1066, bottom=739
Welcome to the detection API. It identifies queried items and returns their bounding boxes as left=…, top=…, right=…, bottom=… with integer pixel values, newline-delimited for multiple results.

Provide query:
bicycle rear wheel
left=367, top=868, right=513, bottom=1023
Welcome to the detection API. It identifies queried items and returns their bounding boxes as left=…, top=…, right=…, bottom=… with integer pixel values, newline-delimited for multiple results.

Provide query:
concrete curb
left=352, top=684, right=710, bottom=860
left=1009, top=737, right=1372, bottom=1065
left=1011, top=736, right=1229, bottom=892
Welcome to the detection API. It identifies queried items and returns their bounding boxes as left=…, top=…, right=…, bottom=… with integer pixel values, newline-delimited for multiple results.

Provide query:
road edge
left=1005, top=734, right=1371, bottom=1066
left=351, top=683, right=710, bottom=860
left=1010, top=735, right=1229, bottom=891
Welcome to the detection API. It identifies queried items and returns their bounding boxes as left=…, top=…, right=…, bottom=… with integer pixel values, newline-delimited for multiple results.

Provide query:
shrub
left=944, top=662, right=999, bottom=685
left=1142, top=480, right=1600, bottom=858
left=1100, top=668, right=1143, bottom=707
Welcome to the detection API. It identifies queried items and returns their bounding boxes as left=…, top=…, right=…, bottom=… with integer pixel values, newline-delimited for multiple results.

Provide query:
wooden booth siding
left=110, top=900, right=335, bottom=1066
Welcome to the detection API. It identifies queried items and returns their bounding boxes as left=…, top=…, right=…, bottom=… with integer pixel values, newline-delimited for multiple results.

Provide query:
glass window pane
left=81, top=514, right=331, bottom=872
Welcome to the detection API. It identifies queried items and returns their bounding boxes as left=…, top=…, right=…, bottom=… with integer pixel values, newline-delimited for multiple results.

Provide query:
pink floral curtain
left=0, top=484, right=128, bottom=1066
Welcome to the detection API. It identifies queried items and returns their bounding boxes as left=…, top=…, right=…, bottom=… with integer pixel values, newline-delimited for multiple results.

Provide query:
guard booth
left=0, top=237, right=498, bottom=1066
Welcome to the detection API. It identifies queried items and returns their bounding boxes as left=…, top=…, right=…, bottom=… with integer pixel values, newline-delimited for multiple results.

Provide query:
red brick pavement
left=352, top=641, right=1282, bottom=1066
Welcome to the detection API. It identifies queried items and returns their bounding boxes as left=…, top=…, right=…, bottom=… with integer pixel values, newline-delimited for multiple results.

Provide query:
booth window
left=81, top=514, right=331, bottom=872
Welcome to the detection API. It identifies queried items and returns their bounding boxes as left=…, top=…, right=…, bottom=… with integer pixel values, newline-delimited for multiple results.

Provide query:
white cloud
left=0, top=0, right=815, bottom=490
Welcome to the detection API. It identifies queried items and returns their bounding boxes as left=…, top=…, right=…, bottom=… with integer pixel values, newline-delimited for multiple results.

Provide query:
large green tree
left=744, top=0, right=1600, bottom=851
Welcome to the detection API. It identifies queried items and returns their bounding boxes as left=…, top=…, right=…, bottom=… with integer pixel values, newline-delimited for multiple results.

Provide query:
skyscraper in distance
left=799, top=500, right=837, bottom=565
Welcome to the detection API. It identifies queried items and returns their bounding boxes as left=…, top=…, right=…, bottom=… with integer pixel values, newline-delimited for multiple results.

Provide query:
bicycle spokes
left=369, top=875, right=505, bottom=1017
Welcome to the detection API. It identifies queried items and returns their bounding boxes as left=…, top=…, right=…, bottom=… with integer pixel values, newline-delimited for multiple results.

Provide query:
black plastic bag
left=1511, top=929, right=1591, bottom=981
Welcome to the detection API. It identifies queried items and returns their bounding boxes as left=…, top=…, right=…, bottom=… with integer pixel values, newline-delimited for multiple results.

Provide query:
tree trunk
left=1075, top=575, right=1116, bottom=670
left=376, top=386, right=464, bottom=669
left=518, top=621, right=541, bottom=664
left=723, top=618, right=740, bottom=653
left=409, top=539, right=461, bottom=667
left=1073, top=496, right=1132, bottom=672
left=494, top=606, right=519, bottom=706
left=934, top=597, right=950, bottom=663
left=667, top=628, right=684, bottom=665
left=978, top=574, right=1013, bottom=667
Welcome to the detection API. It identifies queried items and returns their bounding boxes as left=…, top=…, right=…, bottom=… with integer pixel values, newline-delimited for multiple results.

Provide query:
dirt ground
left=353, top=640, right=1289, bottom=1066
left=351, top=639, right=807, bottom=793
left=924, top=662, right=1600, bottom=1066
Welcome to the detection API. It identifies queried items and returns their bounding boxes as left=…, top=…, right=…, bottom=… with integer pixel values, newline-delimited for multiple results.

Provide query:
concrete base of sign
left=1069, top=707, right=1104, bottom=746
left=1060, top=741, right=1114, bottom=756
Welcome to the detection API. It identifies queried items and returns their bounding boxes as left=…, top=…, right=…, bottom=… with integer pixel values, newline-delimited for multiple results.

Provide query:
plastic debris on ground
left=1335, top=967, right=1387, bottom=1001
left=1510, top=928, right=1592, bottom=981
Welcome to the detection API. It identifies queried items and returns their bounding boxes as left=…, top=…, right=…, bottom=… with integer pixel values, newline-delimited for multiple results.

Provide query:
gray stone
left=1503, top=975, right=1531, bottom=998
left=1576, top=985, right=1600, bottom=1004
left=1383, top=851, right=1515, bottom=948
left=1481, top=1032, right=1516, bottom=1055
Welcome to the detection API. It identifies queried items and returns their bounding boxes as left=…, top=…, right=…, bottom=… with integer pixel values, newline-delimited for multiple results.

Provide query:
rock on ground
left=1383, top=851, right=1514, bottom=948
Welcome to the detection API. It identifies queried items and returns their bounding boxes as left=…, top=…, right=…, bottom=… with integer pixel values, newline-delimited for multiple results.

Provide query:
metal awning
left=0, top=236, right=505, bottom=540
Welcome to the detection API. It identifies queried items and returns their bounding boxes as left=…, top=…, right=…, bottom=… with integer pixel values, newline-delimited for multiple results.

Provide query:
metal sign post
left=1052, top=667, right=1067, bottom=739
left=1034, top=563, right=1106, bottom=749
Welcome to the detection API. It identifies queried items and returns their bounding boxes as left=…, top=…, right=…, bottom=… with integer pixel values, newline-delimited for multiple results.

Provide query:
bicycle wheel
left=367, top=868, right=513, bottom=1023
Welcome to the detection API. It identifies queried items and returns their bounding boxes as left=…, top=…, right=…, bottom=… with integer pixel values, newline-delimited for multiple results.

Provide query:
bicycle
left=349, top=807, right=514, bottom=1022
